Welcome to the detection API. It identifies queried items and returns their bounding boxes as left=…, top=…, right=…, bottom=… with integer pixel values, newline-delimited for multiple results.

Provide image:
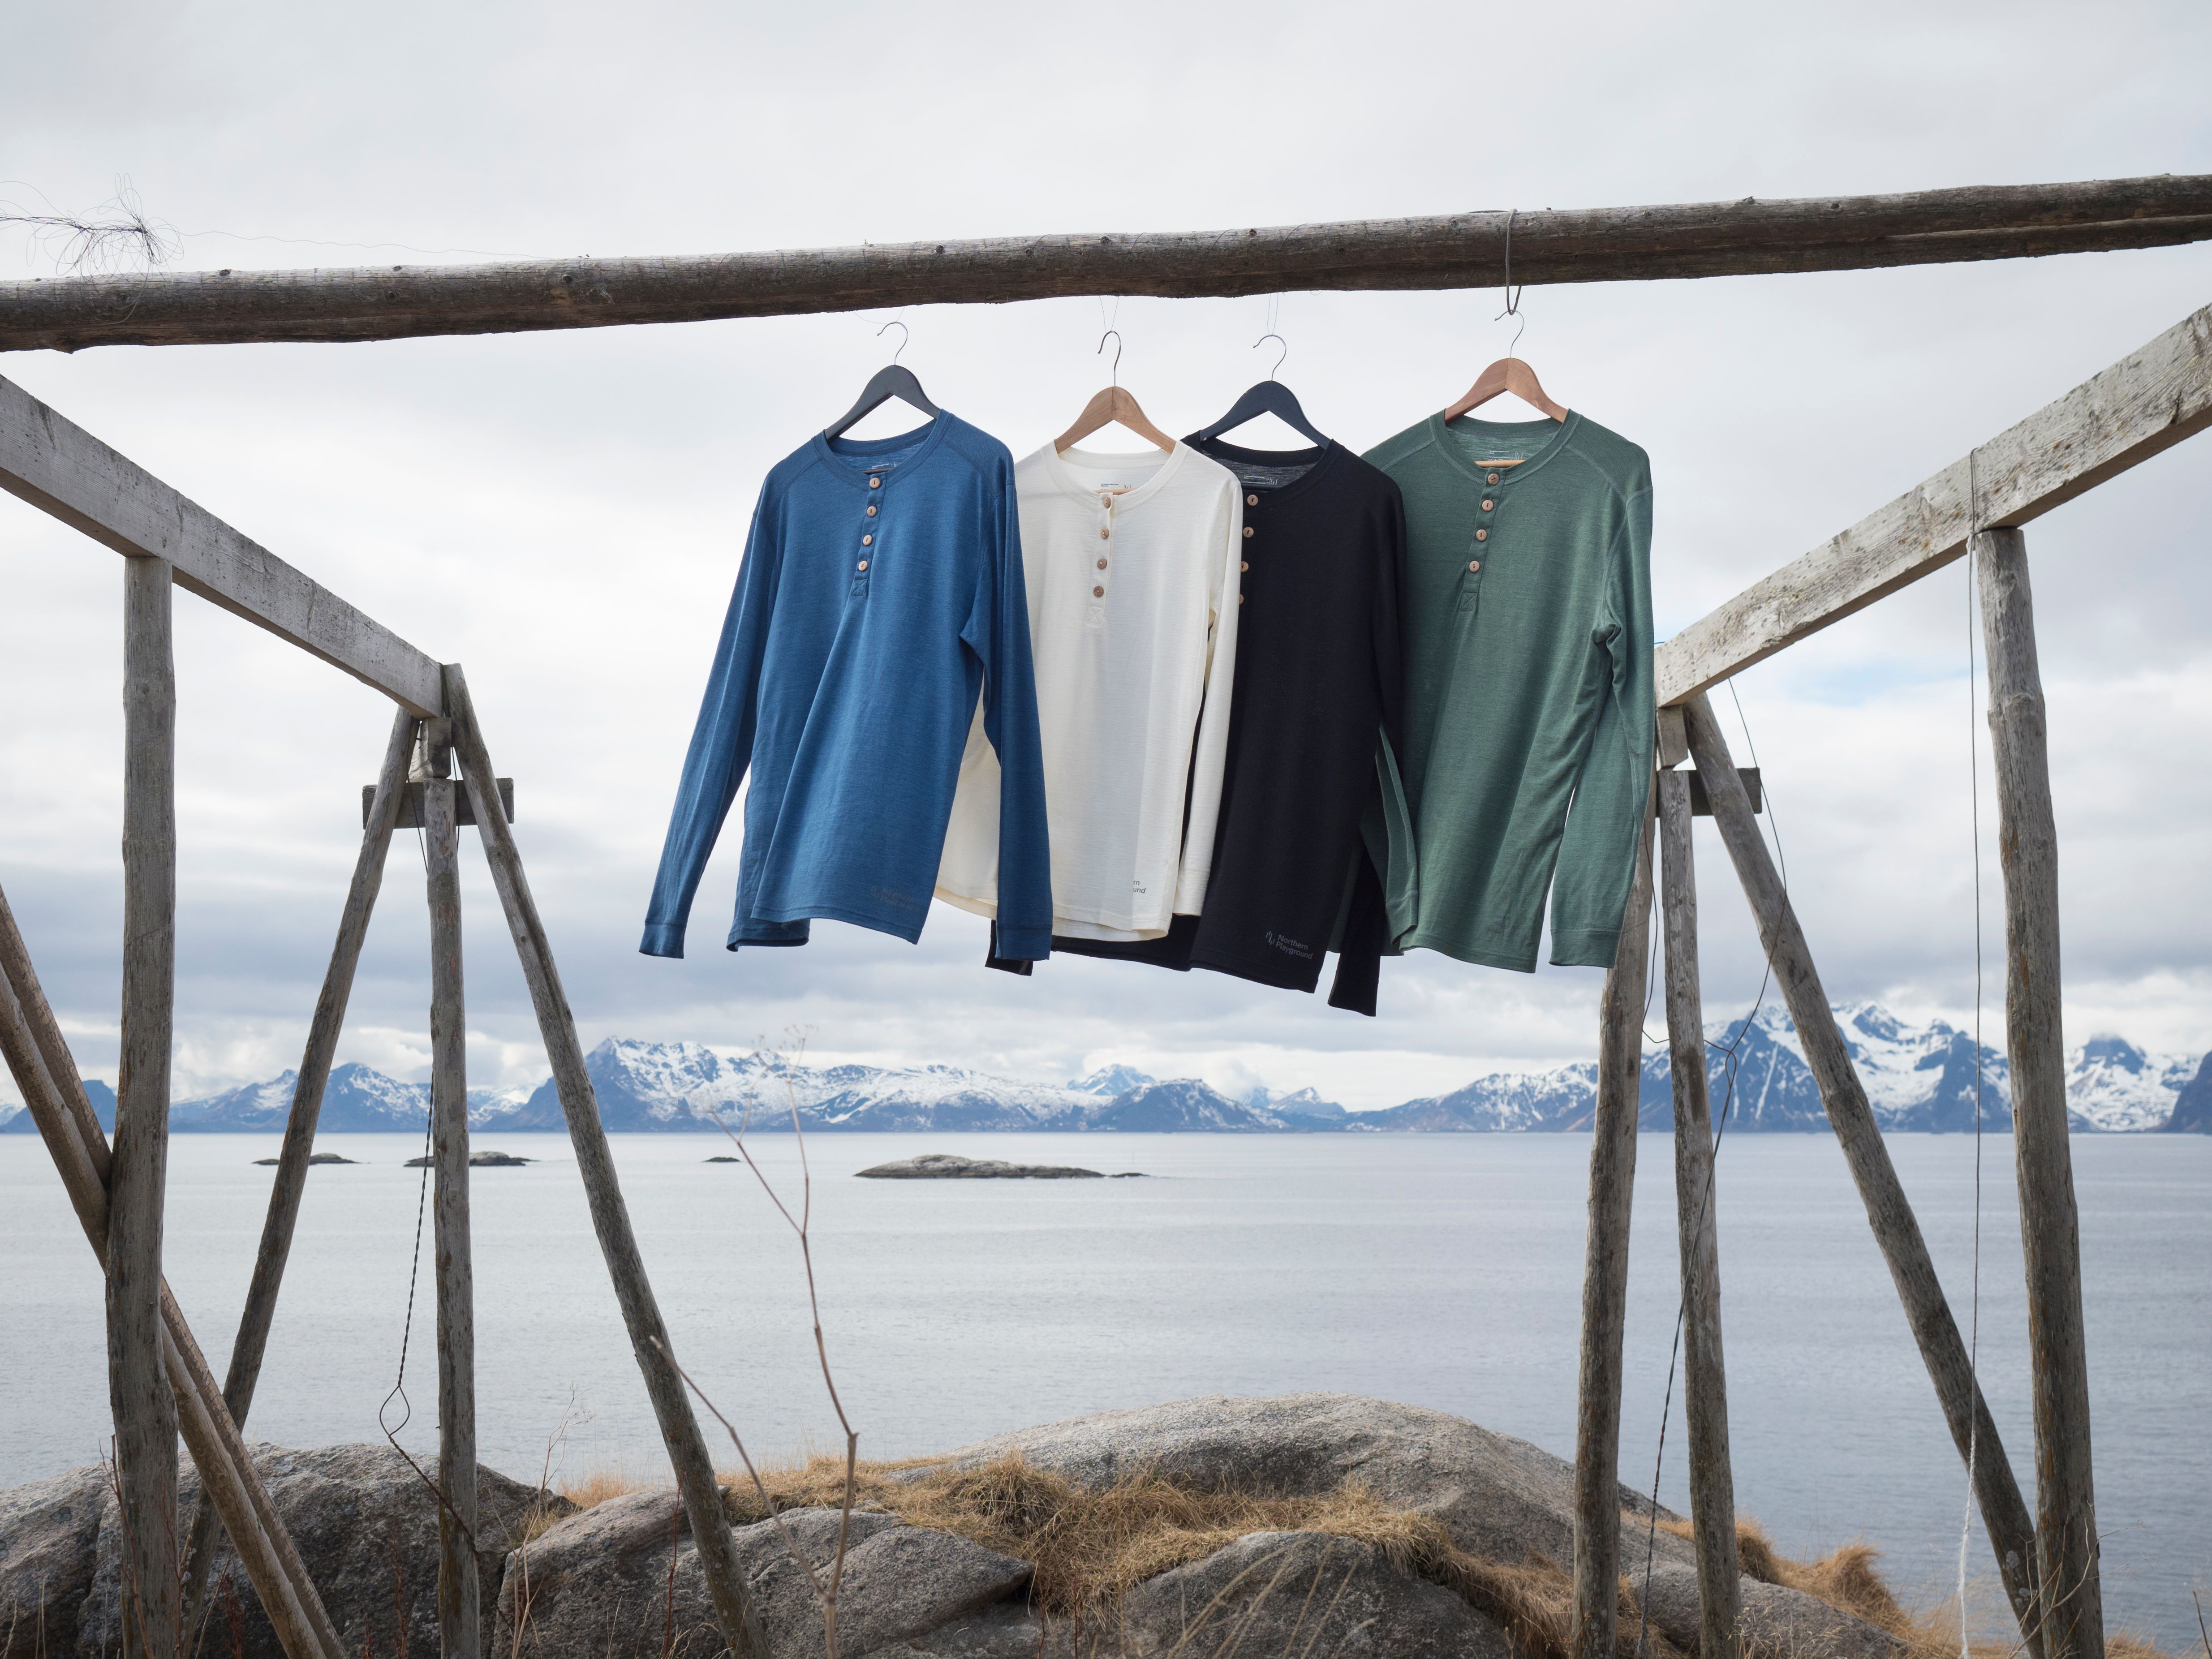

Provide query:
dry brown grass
left=706, top=1451, right=1686, bottom=1659
left=1656, top=1515, right=2185, bottom=1659
left=539, top=1458, right=2186, bottom=1659
left=556, top=1464, right=653, bottom=1511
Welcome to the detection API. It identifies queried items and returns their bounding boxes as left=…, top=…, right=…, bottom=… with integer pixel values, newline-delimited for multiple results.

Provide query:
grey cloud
left=2, top=1, right=2208, bottom=1110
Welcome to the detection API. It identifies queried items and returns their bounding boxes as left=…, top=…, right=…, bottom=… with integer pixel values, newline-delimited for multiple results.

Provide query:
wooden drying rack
left=2, top=172, right=2208, bottom=1659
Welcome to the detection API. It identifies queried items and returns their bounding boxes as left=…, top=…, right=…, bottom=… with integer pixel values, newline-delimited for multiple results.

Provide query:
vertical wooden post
left=424, top=722, right=481, bottom=1659
left=1975, top=528, right=2102, bottom=1659
left=1679, top=691, right=2046, bottom=1656
left=1657, top=765, right=1743, bottom=1659
left=181, top=709, right=418, bottom=1633
left=114, top=554, right=181, bottom=1659
left=439, top=665, right=767, bottom=1659
left=1571, top=779, right=1656, bottom=1659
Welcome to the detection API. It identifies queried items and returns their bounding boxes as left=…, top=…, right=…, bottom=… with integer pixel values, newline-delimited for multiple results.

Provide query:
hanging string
left=1957, top=448, right=1987, bottom=1659
left=375, top=1098, right=486, bottom=1553
left=378, top=1111, right=435, bottom=1445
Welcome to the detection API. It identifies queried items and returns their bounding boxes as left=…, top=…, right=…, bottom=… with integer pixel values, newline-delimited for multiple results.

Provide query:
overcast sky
left=2, top=0, right=2208, bottom=1109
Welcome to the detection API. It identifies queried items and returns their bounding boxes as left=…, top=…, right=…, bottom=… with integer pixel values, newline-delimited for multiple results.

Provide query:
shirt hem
left=1398, top=930, right=1539, bottom=974
left=1188, top=947, right=1323, bottom=994
left=755, top=899, right=927, bottom=946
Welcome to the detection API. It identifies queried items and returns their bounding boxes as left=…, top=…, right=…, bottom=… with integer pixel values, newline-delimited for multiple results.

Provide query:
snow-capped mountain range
left=4, top=1003, right=2206, bottom=1135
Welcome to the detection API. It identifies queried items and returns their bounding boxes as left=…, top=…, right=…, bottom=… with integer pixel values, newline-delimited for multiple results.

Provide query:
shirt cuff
left=639, top=921, right=687, bottom=958
left=1549, top=928, right=1620, bottom=969
left=990, top=924, right=1052, bottom=962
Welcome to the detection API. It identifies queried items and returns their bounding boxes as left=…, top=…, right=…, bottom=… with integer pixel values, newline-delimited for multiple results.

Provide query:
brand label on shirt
left=1265, top=930, right=1316, bottom=960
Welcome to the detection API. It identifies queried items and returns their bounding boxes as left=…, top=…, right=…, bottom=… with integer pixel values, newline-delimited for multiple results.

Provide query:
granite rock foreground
left=0, top=1394, right=1903, bottom=1659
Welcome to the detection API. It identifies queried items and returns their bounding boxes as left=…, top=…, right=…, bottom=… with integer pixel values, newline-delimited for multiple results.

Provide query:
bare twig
left=677, top=1028, right=862, bottom=1658
left=662, top=1508, right=679, bottom=1659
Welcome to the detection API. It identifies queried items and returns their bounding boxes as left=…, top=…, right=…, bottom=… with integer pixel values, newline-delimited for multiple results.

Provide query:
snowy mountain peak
left=1069, top=1064, right=1156, bottom=1097
left=11, top=1003, right=2200, bottom=1137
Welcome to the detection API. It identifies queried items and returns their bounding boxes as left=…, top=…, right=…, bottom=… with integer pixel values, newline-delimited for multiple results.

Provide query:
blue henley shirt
left=640, top=412, right=1053, bottom=959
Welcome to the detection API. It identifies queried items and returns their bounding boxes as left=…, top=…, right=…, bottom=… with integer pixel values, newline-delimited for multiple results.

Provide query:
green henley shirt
left=1364, top=410, right=1654, bottom=973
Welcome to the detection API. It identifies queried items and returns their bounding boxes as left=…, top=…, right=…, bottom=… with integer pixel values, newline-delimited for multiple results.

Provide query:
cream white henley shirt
left=937, top=440, right=1243, bottom=939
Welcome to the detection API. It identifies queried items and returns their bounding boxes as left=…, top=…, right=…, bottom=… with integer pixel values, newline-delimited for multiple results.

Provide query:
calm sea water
left=3, top=1132, right=2205, bottom=1648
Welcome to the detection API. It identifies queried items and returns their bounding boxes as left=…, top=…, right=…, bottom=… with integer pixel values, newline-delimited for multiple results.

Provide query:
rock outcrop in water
left=403, top=1149, right=535, bottom=1168
left=0, top=1396, right=1906, bottom=1659
left=250, top=1151, right=359, bottom=1166
left=856, top=1153, right=1126, bottom=1180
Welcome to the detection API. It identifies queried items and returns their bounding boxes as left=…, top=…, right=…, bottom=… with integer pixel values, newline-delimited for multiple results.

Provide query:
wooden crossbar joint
left=1651, top=765, right=1761, bottom=816
left=365, top=777, right=514, bottom=828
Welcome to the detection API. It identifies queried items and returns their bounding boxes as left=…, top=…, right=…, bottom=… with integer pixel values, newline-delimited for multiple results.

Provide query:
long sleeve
left=1549, top=481, right=1655, bottom=967
left=639, top=488, right=782, bottom=958
left=1372, top=484, right=1408, bottom=756
left=1171, top=483, right=1244, bottom=913
left=965, top=457, right=1054, bottom=959
left=1327, top=484, right=1414, bottom=1014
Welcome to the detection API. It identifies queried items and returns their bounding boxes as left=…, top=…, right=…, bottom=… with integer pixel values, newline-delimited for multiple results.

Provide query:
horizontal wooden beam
left=1656, top=301, right=2212, bottom=705
left=0, top=374, right=445, bottom=714
left=3, top=176, right=2209, bottom=352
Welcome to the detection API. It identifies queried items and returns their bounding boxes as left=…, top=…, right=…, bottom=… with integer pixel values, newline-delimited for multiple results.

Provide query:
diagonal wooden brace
left=0, top=886, right=347, bottom=1659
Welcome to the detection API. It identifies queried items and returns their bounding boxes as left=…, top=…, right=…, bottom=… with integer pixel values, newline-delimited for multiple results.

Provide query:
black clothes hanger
left=824, top=320, right=941, bottom=439
left=1194, top=332, right=1330, bottom=448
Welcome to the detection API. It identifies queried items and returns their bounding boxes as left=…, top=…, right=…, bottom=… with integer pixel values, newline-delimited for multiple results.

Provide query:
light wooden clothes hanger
left=1054, top=331, right=1175, bottom=456
left=1445, top=355, right=1569, bottom=427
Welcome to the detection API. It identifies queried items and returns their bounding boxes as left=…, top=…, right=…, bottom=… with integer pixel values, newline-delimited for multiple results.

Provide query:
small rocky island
left=250, top=1151, right=358, bottom=1166
left=857, top=1152, right=1143, bottom=1180
left=403, top=1150, right=535, bottom=1168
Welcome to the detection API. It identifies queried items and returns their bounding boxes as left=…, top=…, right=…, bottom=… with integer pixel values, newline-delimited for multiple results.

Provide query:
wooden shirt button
left=1242, top=525, right=1254, bottom=538
left=1246, top=494, right=1258, bottom=506
left=1468, top=560, right=1481, bottom=572
left=1482, top=499, right=1494, bottom=510
left=1487, top=472, right=1501, bottom=484
left=1097, top=557, right=1108, bottom=569
left=857, top=560, right=869, bottom=571
left=1093, top=585, right=1105, bottom=597
left=866, top=504, right=877, bottom=516
left=868, top=476, right=881, bottom=488
left=861, top=533, right=873, bottom=545
left=1240, top=561, right=1249, bottom=572
left=1475, top=528, right=1488, bottom=541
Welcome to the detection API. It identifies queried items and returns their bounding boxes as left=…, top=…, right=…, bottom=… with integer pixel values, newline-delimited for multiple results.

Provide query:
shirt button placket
left=1093, top=493, right=1113, bottom=602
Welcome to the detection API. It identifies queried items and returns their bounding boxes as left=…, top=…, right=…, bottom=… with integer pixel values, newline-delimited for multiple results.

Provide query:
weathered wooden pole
left=0, top=892, right=346, bottom=1659
left=180, top=709, right=418, bottom=1633
left=1975, top=527, right=2102, bottom=1659
left=439, top=665, right=768, bottom=1659
left=1678, top=692, right=2045, bottom=1655
left=1571, top=780, right=1657, bottom=1659
left=114, top=552, right=182, bottom=1659
left=423, top=723, right=482, bottom=1659
left=1657, top=761, right=1744, bottom=1659
left=5, top=175, right=2211, bottom=351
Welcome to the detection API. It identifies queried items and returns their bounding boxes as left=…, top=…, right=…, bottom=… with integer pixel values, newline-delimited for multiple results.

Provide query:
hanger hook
left=1494, top=209, right=1527, bottom=352
left=1252, top=332, right=1288, bottom=380
left=1097, top=327, right=1123, bottom=387
left=877, top=318, right=910, bottom=365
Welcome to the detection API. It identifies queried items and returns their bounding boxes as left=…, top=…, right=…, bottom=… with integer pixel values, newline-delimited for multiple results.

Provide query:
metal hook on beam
left=877, top=318, right=909, bottom=364
left=1253, top=332, right=1287, bottom=380
left=1098, top=328, right=1123, bottom=387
